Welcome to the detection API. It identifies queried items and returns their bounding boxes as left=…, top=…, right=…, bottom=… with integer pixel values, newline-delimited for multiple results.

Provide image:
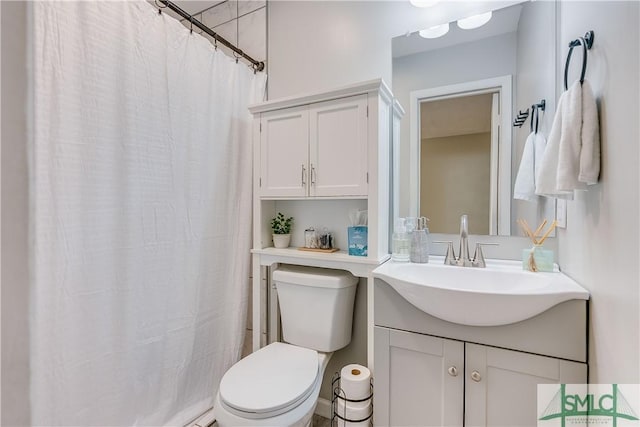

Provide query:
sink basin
left=372, top=257, right=589, bottom=326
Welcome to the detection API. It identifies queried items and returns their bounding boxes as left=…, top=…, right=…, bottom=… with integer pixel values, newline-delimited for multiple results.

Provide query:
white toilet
left=213, top=265, right=358, bottom=427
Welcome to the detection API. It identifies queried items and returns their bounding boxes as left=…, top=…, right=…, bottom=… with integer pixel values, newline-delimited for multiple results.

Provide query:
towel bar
left=564, top=30, right=595, bottom=90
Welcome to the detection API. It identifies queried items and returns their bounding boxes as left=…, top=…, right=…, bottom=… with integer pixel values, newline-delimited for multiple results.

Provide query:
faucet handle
left=433, top=241, right=456, bottom=265
left=472, top=242, right=499, bottom=268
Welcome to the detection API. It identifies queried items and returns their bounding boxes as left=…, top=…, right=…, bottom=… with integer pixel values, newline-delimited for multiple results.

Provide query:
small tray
left=297, top=247, right=340, bottom=253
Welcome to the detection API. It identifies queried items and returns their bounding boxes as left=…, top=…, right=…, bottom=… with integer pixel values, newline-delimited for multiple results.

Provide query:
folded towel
left=536, top=80, right=600, bottom=198
left=514, top=131, right=547, bottom=201
left=578, top=80, right=600, bottom=184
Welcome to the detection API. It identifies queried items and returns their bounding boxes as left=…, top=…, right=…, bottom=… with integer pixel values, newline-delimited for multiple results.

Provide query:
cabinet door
left=309, top=95, right=368, bottom=197
left=259, top=106, right=309, bottom=198
left=374, top=327, right=464, bottom=427
left=465, top=344, right=587, bottom=427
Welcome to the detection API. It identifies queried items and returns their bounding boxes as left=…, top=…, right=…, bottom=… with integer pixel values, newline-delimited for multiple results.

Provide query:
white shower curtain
left=29, top=1, right=265, bottom=425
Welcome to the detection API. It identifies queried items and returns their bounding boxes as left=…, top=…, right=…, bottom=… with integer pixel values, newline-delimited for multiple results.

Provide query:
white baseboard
left=187, top=408, right=215, bottom=427
left=315, top=397, right=332, bottom=419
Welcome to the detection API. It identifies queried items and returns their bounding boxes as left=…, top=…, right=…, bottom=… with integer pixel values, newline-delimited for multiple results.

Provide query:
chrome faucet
left=458, top=214, right=471, bottom=267
left=435, top=214, right=497, bottom=268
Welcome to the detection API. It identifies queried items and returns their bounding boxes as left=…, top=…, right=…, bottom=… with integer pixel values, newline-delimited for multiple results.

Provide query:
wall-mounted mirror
left=392, top=0, right=557, bottom=236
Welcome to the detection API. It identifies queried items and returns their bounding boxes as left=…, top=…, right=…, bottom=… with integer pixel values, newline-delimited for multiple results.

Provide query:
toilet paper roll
left=336, top=399, right=371, bottom=421
left=335, top=393, right=370, bottom=411
left=339, top=364, right=371, bottom=401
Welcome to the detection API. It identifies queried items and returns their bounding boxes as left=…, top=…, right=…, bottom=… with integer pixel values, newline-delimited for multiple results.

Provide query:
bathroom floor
left=210, top=414, right=330, bottom=427
left=312, top=414, right=331, bottom=427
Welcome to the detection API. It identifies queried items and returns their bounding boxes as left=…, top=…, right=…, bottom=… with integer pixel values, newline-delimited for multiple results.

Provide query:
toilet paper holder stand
left=331, top=372, right=374, bottom=426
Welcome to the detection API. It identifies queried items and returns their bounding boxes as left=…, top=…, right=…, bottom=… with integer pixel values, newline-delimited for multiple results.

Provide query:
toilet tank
left=272, top=265, right=358, bottom=352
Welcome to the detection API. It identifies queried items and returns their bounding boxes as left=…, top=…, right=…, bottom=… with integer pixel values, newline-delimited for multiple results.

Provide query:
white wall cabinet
left=250, top=80, right=399, bottom=418
left=258, top=94, right=368, bottom=198
left=374, top=326, right=587, bottom=427
left=309, top=95, right=368, bottom=197
left=250, top=80, right=399, bottom=371
left=259, top=106, right=309, bottom=198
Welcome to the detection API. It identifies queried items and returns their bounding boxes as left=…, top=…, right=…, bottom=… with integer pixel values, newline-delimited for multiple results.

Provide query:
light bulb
left=409, top=0, right=439, bottom=8
left=457, top=11, right=493, bottom=30
left=418, top=23, right=450, bottom=39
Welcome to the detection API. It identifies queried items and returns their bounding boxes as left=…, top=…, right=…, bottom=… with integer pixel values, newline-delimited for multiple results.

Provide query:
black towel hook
left=564, top=30, right=595, bottom=90
left=530, top=104, right=537, bottom=134
left=529, top=99, right=546, bottom=134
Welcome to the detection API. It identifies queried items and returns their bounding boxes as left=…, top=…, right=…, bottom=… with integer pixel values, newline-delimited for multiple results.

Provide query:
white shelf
left=249, top=78, right=393, bottom=114
left=260, top=195, right=368, bottom=201
left=252, top=247, right=389, bottom=277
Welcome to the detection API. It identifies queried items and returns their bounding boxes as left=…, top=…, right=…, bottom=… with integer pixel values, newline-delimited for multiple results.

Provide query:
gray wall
left=512, top=0, right=557, bottom=233
left=1, top=1, right=30, bottom=425
left=556, top=0, right=639, bottom=383
left=421, top=133, right=492, bottom=235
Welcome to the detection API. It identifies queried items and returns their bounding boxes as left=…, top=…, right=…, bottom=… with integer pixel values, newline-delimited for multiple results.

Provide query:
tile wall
left=157, top=0, right=267, bottom=67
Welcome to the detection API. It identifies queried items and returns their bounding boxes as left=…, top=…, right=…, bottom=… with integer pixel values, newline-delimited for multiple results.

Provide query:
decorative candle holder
left=522, top=245, right=554, bottom=272
left=517, top=219, right=557, bottom=273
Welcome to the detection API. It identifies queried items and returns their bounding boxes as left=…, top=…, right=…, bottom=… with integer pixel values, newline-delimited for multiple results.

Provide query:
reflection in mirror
left=421, top=93, right=495, bottom=234
left=392, top=0, right=557, bottom=237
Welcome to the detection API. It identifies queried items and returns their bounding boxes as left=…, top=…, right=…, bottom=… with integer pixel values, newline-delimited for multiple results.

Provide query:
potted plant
left=271, top=212, right=293, bottom=248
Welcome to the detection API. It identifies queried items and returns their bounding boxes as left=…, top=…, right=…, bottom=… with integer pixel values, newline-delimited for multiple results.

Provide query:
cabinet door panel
left=309, top=95, right=368, bottom=197
left=465, top=344, right=587, bottom=427
left=259, top=107, right=308, bottom=197
left=374, top=327, right=463, bottom=427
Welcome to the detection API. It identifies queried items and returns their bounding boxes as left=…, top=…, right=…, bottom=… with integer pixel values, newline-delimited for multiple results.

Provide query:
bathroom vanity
left=372, top=260, right=589, bottom=427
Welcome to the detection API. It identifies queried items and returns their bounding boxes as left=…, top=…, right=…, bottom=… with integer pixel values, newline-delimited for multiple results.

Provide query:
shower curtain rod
left=156, top=0, right=265, bottom=72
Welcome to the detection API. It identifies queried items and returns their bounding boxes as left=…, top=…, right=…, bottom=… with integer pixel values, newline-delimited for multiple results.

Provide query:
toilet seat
left=219, top=342, right=319, bottom=419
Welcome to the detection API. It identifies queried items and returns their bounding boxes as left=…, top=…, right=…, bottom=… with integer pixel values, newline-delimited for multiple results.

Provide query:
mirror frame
left=409, top=76, right=513, bottom=235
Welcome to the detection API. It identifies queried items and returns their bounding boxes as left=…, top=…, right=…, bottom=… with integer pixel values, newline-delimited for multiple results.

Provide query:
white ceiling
left=393, top=1, right=526, bottom=58
left=421, top=93, right=494, bottom=139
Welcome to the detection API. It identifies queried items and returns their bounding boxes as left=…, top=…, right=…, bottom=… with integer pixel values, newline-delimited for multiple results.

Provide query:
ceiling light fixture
left=418, top=23, right=450, bottom=39
left=457, top=11, right=493, bottom=30
left=409, top=0, right=439, bottom=8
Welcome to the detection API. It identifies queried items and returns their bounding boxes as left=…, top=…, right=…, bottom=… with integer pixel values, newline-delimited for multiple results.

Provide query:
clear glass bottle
left=392, top=218, right=410, bottom=262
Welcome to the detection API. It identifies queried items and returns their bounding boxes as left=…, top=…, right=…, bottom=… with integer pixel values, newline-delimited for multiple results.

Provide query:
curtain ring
left=190, top=17, right=194, bottom=34
left=154, top=0, right=167, bottom=14
left=233, top=51, right=241, bottom=64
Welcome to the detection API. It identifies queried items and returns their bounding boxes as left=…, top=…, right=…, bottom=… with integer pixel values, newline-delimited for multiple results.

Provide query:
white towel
left=514, top=131, right=547, bottom=201
left=536, top=80, right=600, bottom=198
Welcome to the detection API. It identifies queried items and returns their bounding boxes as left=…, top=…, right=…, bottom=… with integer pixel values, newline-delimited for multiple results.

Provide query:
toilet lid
left=219, top=342, right=319, bottom=416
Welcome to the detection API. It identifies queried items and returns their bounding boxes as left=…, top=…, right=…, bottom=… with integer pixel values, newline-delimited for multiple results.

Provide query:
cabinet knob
left=447, top=366, right=458, bottom=377
left=471, top=370, right=482, bottom=382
